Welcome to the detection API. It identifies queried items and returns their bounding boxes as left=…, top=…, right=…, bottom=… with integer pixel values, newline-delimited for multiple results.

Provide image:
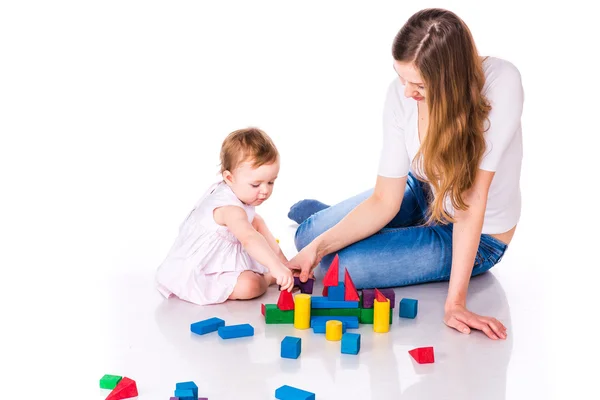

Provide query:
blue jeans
left=292, top=172, right=508, bottom=289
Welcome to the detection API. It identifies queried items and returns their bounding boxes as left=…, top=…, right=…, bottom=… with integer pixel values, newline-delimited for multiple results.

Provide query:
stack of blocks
left=171, top=380, right=208, bottom=400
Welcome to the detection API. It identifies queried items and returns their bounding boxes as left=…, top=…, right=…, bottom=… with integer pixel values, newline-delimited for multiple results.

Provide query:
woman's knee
left=229, top=271, right=267, bottom=300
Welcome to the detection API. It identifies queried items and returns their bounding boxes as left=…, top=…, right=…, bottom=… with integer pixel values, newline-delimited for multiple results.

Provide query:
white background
left=1, top=1, right=598, bottom=399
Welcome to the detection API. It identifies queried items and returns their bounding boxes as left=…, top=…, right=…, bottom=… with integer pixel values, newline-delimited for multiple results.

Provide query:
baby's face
left=225, top=160, right=280, bottom=206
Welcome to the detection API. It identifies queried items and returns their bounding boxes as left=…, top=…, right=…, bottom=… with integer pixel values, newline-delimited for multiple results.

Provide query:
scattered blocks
left=325, top=320, right=343, bottom=341
left=362, top=288, right=396, bottom=309
left=277, top=289, right=295, bottom=310
left=311, top=296, right=358, bottom=309
left=327, top=282, right=345, bottom=301
left=218, top=324, right=254, bottom=339
left=263, top=304, right=294, bottom=324
left=281, top=336, right=302, bottom=359
left=275, top=385, right=315, bottom=400
left=190, top=317, right=225, bottom=335
left=176, top=381, right=198, bottom=398
left=105, top=377, right=138, bottom=400
left=341, top=333, right=361, bottom=355
left=399, top=298, right=418, bottom=319
left=174, top=389, right=195, bottom=400
left=294, top=294, right=311, bottom=329
left=409, top=346, right=435, bottom=364
left=99, top=374, right=122, bottom=390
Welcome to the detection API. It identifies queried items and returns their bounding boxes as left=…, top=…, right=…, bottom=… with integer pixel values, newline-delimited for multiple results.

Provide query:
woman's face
left=393, top=61, right=426, bottom=101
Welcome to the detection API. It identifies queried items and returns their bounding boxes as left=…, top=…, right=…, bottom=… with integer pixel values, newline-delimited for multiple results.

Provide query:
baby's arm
left=214, top=205, right=293, bottom=291
left=252, top=214, right=288, bottom=263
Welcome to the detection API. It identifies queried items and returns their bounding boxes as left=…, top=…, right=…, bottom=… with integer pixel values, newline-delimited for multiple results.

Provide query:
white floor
left=2, top=1, right=598, bottom=399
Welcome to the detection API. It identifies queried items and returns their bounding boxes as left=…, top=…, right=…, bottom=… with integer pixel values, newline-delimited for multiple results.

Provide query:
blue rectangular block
left=311, top=296, right=359, bottom=309
left=399, top=298, right=418, bottom=319
left=174, top=389, right=195, bottom=400
left=176, top=381, right=198, bottom=398
left=218, top=323, right=254, bottom=339
left=190, top=317, right=225, bottom=335
left=281, top=336, right=301, bottom=359
left=310, top=315, right=359, bottom=328
left=327, top=283, right=345, bottom=301
left=341, top=332, right=361, bottom=355
left=312, top=320, right=346, bottom=334
left=275, top=385, right=315, bottom=400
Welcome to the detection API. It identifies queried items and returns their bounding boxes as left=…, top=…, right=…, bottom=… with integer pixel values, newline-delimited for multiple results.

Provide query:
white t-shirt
left=377, top=56, right=524, bottom=234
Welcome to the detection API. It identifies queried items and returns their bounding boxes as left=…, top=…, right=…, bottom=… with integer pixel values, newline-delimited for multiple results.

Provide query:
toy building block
left=199, top=398, right=208, bottom=400
left=99, top=374, right=122, bottom=390
left=263, top=304, right=294, bottom=324
left=294, top=294, right=311, bottom=329
left=408, top=346, right=435, bottom=364
left=275, top=385, right=315, bottom=400
left=277, top=289, right=295, bottom=310
left=311, top=315, right=359, bottom=329
left=174, top=389, right=195, bottom=400
left=341, top=332, right=361, bottom=355
left=311, top=296, right=359, bottom=309
left=373, top=296, right=390, bottom=333
left=311, top=308, right=330, bottom=316
left=399, top=298, right=418, bottom=319
left=322, top=254, right=340, bottom=287
left=327, top=307, right=360, bottom=317
left=327, top=282, right=345, bottom=301
left=359, top=307, right=392, bottom=324
left=293, top=276, right=315, bottom=294
left=325, top=320, right=343, bottom=341
left=312, top=319, right=346, bottom=334
left=344, top=269, right=360, bottom=301
left=218, top=324, right=254, bottom=339
left=106, top=377, right=138, bottom=400
left=176, top=381, right=198, bottom=398
left=190, top=317, right=225, bottom=335
left=281, top=336, right=302, bottom=359
left=169, top=398, right=179, bottom=400
left=361, top=288, right=396, bottom=309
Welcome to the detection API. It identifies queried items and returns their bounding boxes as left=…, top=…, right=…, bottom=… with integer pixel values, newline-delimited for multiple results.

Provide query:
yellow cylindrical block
left=373, top=298, right=390, bottom=333
left=294, top=294, right=311, bottom=329
left=325, top=320, right=343, bottom=341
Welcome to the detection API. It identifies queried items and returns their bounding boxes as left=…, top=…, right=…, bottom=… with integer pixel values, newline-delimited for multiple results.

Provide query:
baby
left=156, top=127, right=294, bottom=305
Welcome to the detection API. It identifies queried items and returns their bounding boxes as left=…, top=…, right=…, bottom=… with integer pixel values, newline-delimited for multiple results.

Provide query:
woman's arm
left=443, top=169, right=507, bottom=339
left=290, top=175, right=408, bottom=281
left=252, top=214, right=288, bottom=263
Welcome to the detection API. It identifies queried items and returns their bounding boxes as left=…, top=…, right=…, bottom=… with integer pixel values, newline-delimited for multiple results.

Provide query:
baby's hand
left=272, top=264, right=294, bottom=292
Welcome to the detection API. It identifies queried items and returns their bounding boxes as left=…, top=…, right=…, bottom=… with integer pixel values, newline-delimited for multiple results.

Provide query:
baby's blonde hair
left=220, top=127, right=279, bottom=173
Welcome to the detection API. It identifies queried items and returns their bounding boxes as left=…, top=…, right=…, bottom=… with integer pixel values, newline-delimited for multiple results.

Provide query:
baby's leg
left=228, top=271, right=269, bottom=300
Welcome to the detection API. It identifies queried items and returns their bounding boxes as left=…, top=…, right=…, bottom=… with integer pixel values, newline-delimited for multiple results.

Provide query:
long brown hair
left=392, top=8, right=491, bottom=224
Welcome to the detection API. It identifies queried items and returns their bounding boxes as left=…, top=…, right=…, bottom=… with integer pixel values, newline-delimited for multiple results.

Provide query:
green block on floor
left=265, top=304, right=294, bottom=324
left=311, top=308, right=330, bottom=316
left=99, top=374, right=122, bottom=390
left=359, top=308, right=392, bottom=324
left=329, top=308, right=361, bottom=317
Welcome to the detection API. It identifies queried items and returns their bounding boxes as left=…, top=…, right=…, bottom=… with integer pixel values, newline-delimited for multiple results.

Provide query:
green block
left=359, top=308, right=392, bottom=324
left=99, top=374, right=122, bottom=390
left=264, top=304, right=294, bottom=324
left=311, top=308, right=330, bottom=316
left=328, top=308, right=361, bottom=317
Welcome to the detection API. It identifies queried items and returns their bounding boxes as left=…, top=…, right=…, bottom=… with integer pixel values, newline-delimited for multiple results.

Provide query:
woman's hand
left=287, top=245, right=319, bottom=282
left=443, top=303, right=507, bottom=340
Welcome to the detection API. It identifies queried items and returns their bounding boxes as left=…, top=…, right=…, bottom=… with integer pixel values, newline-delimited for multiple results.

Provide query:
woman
left=287, top=8, right=523, bottom=340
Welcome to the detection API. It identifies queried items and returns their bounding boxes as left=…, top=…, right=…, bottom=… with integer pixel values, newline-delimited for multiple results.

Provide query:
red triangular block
left=374, top=288, right=387, bottom=303
left=261, top=303, right=266, bottom=316
left=344, top=269, right=360, bottom=301
left=408, top=347, right=435, bottom=364
left=106, top=377, right=138, bottom=400
left=322, top=254, right=339, bottom=287
left=322, top=286, right=328, bottom=296
left=277, top=289, right=295, bottom=310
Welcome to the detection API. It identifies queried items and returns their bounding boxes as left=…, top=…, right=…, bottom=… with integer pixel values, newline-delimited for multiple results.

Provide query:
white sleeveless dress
left=155, top=181, right=269, bottom=305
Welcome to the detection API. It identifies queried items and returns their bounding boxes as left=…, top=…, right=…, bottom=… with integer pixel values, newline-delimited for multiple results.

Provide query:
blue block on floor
left=281, top=336, right=301, bottom=359
left=175, top=381, right=198, bottom=398
left=190, top=317, right=225, bottom=335
left=174, top=389, right=195, bottom=400
left=275, top=385, right=315, bottom=400
left=327, top=283, right=345, bottom=301
left=399, top=298, right=418, bottom=319
left=311, top=296, right=359, bottom=309
left=218, top=323, right=254, bottom=339
left=310, top=315, right=359, bottom=328
left=312, top=320, right=347, bottom=334
left=341, top=332, right=361, bottom=355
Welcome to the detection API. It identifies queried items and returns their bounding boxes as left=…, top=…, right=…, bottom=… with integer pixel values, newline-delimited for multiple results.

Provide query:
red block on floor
left=261, top=303, right=266, bottom=316
left=322, top=254, right=339, bottom=287
left=344, top=269, right=359, bottom=301
left=277, top=289, right=295, bottom=310
left=106, top=377, right=138, bottom=400
left=409, top=347, right=435, bottom=364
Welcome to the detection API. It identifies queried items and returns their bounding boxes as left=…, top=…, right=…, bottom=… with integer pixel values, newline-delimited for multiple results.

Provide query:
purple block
left=199, top=398, right=208, bottom=400
left=361, top=288, right=395, bottom=309
left=170, top=398, right=179, bottom=400
left=294, top=276, right=314, bottom=294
